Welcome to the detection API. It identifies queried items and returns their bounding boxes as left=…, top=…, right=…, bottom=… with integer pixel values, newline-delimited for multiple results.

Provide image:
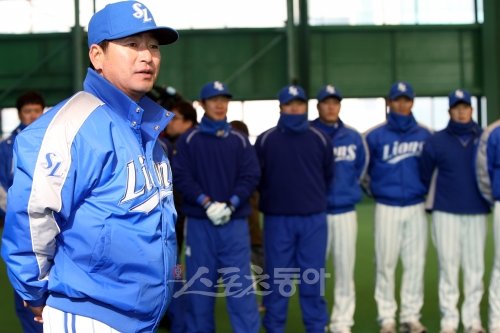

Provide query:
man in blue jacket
left=255, top=84, right=333, bottom=333
left=172, top=81, right=261, bottom=333
left=311, top=85, right=368, bottom=333
left=422, top=89, right=490, bottom=333
left=0, top=91, right=45, bottom=333
left=363, top=82, right=431, bottom=333
left=1, top=2, right=179, bottom=332
left=477, top=97, right=500, bottom=333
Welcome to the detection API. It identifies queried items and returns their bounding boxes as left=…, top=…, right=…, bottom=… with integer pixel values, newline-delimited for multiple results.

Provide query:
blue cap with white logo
left=200, top=81, right=232, bottom=100
left=87, top=1, right=178, bottom=48
left=448, top=89, right=472, bottom=108
left=388, top=81, right=415, bottom=100
left=317, top=84, right=343, bottom=102
left=278, top=85, right=307, bottom=104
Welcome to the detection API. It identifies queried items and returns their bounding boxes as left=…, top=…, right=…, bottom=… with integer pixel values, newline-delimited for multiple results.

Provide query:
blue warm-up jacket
left=1, top=68, right=178, bottom=333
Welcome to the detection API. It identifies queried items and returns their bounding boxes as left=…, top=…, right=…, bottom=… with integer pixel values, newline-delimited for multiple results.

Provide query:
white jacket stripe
left=28, top=92, right=103, bottom=279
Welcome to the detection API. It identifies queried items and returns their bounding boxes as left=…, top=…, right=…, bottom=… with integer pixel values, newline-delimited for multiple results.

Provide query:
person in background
left=311, top=84, right=368, bottom=333
left=255, top=84, right=333, bottom=333
left=230, top=119, right=266, bottom=313
left=1, top=2, right=179, bottom=331
left=160, top=99, right=198, bottom=333
left=477, top=97, right=500, bottom=333
left=363, top=81, right=431, bottom=333
left=0, top=90, right=45, bottom=333
left=172, top=81, right=261, bottom=333
left=422, top=89, right=490, bottom=333
left=229, top=120, right=265, bottom=271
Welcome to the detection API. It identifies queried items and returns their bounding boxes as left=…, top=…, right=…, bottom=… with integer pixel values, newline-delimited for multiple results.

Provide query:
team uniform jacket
left=421, top=120, right=490, bottom=214
left=1, top=68, right=177, bottom=333
left=311, top=118, right=369, bottom=214
left=477, top=119, right=500, bottom=204
left=255, top=119, right=333, bottom=215
left=172, top=120, right=260, bottom=218
left=363, top=111, right=432, bottom=206
left=0, top=124, right=26, bottom=216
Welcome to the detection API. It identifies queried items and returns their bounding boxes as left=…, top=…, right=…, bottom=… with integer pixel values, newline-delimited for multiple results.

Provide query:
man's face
left=317, top=97, right=341, bottom=123
left=449, top=103, right=473, bottom=124
left=388, top=96, right=413, bottom=116
left=202, top=96, right=230, bottom=121
left=166, top=109, right=194, bottom=137
left=19, top=103, right=43, bottom=126
left=90, top=32, right=161, bottom=101
left=280, top=99, right=307, bottom=115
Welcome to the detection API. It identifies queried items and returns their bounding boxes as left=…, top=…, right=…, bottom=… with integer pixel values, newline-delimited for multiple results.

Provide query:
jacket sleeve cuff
left=197, top=194, right=212, bottom=209
left=229, top=195, right=240, bottom=208
left=26, top=294, right=48, bottom=307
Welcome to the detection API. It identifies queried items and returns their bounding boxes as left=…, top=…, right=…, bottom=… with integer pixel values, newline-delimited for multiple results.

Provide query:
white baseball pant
left=432, top=211, right=486, bottom=330
left=489, top=202, right=500, bottom=331
left=42, top=305, right=121, bottom=333
left=374, top=202, right=427, bottom=326
left=325, top=210, right=357, bottom=333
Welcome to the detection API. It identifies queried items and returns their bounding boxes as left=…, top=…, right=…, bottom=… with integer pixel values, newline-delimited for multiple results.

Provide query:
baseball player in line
left=363, top=82, right=432, bottom=333
left=255, top=84, right=333, bottom=333
left=476, top=102, right=500, bottom=333
left=310, top=85, right=369, bottom=333
left=421, top=89, right=490, bottom=333
left=2, top=2, right=179, bottom=332
left=172, top=81, right=261, bottom=333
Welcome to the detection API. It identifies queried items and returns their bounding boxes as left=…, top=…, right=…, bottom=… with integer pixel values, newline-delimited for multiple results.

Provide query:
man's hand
left=23, top=301, right=44, bottom=323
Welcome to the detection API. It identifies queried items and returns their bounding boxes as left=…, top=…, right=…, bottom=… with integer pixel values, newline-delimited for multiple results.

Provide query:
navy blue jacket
left=363, top=111, right=432, bottom=206
left=311, top=118, right=368, bottom=214
left=420, top=120, right=490, bottom=214
left=255, top=117, right=333, bottom=215
left=172, top=121, right=260, bottom=219
left=0, top=124, right=26, bottom=216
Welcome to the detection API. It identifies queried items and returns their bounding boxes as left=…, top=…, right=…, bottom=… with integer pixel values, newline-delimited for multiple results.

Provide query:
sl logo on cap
left=289, top=86, right=299, bottom=96
left=326, top=85, right=336, bottom=94
left=455, top=89, right=464, bottom=98
left=213, top=81, right=225, bottom=91
left=132, top=3, right=152, bottom=23
left=398, top=82, right=407, bottom=92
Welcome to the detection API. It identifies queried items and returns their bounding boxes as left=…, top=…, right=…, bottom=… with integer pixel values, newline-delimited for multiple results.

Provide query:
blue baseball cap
left=448, top=89, right=472, bottom=108
left=388, top=81, right=415, bottom=100
left=87, top=1, right=179, bottom=48
left=278, top=85, right=307, bottom=104
left=317, top=84, right=343, bottom=102
left=200, top=81, right=232, bottom=100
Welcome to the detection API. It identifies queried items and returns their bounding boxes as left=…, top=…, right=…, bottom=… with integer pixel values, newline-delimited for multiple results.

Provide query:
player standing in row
left=363, top=81, right=431, bottom=333
left=0, top=91, right=45, bottom=333
left=476, top=97, right=500, bottom=333
left=255, top=84, right=333, bottom=333
left=172, top=81, right=261, bottom=333
left=310, top=85, right=368, bottom=333
left=420, top=89, right=489, bottom=333
left=2, top=1, right=179, bottom=331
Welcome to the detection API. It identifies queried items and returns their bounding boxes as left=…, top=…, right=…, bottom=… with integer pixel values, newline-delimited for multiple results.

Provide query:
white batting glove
left=206, top=201, right=233, bottom=226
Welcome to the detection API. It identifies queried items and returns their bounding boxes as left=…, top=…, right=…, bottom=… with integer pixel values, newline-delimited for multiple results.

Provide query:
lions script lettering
left=382, top=141, right=424, bottom=164
left=120, top=157, right=172, bottom=213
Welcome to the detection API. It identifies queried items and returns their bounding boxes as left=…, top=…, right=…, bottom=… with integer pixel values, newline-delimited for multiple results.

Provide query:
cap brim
left=281, top=97, right=307, bottom=104
left=318, top=94, right=342, bottom=102
left=450, top=99, right=471, bottom=108
left=107, top=26, right=179, bottom=45
left=389, top=93, right=413, bottom=100
left=202, top=93, right=232, bottom=100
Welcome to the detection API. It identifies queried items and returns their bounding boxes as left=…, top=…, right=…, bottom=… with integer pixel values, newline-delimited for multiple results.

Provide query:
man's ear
left=89, top=44, right=104, bottom=72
